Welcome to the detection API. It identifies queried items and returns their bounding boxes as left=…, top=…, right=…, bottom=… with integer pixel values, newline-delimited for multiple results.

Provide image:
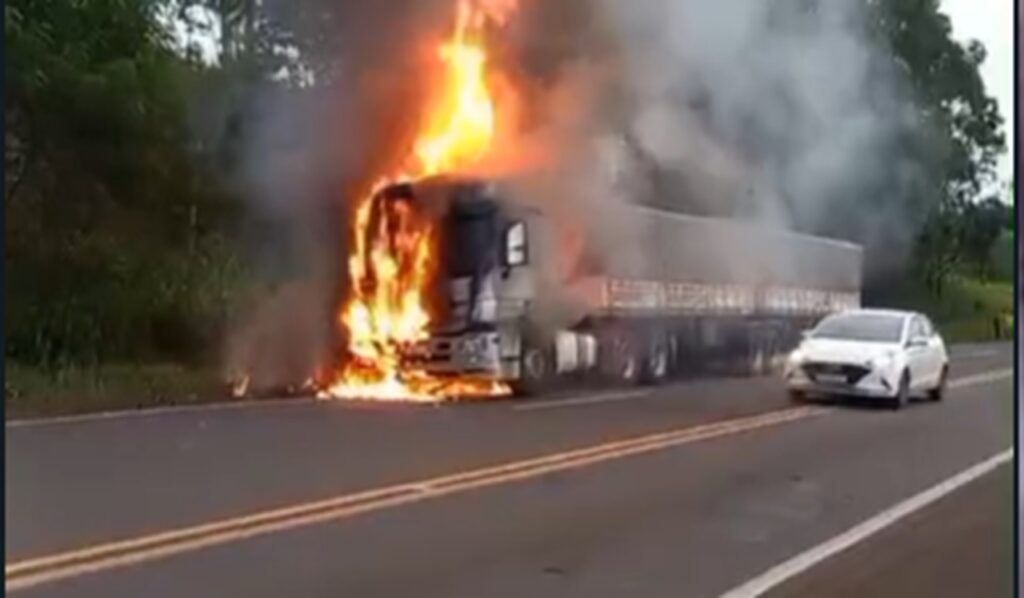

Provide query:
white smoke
left=503, top=0, right=926, bottom=278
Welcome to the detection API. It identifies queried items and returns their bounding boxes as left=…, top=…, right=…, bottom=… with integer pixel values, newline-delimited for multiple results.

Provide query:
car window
left=910, top=317, right=928, bottom=339
left=811, top=313, right=905, bottom=343
left=917, top=317, right=932, bottom=338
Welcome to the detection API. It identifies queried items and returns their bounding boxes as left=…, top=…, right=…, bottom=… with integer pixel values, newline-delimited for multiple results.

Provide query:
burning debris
left=317, top=0, right=517, bottom=402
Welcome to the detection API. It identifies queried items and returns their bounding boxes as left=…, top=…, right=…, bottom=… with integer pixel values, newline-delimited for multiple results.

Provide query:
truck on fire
left=370, top=174, right=863, bottom=395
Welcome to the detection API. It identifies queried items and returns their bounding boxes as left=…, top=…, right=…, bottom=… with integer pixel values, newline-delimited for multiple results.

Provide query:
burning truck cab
left=365, top=176, right=548, bottom=392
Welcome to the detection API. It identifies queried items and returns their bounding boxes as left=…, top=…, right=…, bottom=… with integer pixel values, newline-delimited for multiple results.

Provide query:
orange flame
left=320, top=0, right=516, bottom=402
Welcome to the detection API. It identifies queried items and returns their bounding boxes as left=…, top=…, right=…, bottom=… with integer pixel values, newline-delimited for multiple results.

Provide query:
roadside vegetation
left=878, top=194, right=1014, bottom=342
left=4, top=0, right=1011, bottom=417
left=5, top=363, right=223, bottom=420
left=882, top=274, right=1013, bottom=343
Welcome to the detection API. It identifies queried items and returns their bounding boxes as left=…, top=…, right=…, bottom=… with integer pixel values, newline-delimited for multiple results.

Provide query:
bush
left=6, top=233, right=247, bottom=369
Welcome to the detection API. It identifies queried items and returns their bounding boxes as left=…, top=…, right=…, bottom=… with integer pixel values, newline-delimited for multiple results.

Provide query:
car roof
left=830, top=308, right=917, bottom=319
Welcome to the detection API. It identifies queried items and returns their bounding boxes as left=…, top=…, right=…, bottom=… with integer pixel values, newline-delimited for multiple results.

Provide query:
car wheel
left=788, top=389, right=808, bottom=404
left=928, top=365, right=948, bottom=402
left=890, top=370, right=910, bottom=410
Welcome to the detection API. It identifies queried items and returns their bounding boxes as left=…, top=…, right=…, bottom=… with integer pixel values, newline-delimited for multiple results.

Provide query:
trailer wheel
left=640, top=331, right=670, bottom=385
left=745, top=333, right=773, bottom=377
left=601, top=331, right=639, bottom=385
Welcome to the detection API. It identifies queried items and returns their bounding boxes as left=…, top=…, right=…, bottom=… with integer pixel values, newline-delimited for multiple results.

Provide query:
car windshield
left=811, top=313, right=905, bottom=343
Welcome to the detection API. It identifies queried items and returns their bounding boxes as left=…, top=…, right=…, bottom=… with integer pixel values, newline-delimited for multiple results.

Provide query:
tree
left=961, top=197, right=1011, bottom=274
left=868, top=0, right=1006, bottom=293
left=5, top=0, right=242, bottom=367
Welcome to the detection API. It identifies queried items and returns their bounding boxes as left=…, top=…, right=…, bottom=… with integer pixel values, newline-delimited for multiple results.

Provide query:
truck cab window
left=505, top=221, right=527, bottom=266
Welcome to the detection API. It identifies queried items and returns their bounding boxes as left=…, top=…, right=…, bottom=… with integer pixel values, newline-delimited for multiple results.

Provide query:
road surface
left=6, top=343, right=1013, bottom=597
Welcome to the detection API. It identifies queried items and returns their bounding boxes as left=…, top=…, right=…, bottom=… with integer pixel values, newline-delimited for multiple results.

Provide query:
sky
left=940, top=0, right=1015, bottom=192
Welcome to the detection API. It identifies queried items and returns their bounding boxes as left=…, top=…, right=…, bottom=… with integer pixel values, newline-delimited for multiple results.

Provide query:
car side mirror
left=906, top=337, right=926, bottom=348
left=502, top=221, right=527, bottom=268
left=800, top=330, right=811, bottom=340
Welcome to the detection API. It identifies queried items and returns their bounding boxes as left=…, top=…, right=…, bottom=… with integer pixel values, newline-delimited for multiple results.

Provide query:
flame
left=320, top=0, right=516, bottom=402
left=230, top=374, right=250, bottom=399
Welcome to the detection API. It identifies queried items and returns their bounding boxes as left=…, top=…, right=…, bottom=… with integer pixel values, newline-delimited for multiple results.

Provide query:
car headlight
left=868, top=352, right=896, bottom=370
left=788, top=349, right=806, bottom=365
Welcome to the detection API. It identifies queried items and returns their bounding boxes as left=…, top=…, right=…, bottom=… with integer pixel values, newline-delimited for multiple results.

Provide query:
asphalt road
left=6, top=343, right=1013, bottom=597
left=764, top=463, right=1013, bottom=598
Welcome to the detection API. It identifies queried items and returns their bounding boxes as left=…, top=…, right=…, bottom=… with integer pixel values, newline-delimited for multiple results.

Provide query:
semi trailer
left=372, top=175, right=863, bottom=394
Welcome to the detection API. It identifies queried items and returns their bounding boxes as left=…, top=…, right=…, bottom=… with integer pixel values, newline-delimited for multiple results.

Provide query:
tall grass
left=872, top=273, right=1013, bottom=343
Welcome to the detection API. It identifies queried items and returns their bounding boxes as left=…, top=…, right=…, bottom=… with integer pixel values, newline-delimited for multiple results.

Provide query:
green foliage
left=959, top=197, right=1012, bottom=278
left=5, top=0, right=246, bottom=368
left=869, top=0, right=1007, bottom=292
left=873, top=0, right=1005, bottom=198
left=987, top=230, right=1013, bottom=282
left=6, top=361, right=225, bottom=418
left=874, top=272, right=1012, bottom=343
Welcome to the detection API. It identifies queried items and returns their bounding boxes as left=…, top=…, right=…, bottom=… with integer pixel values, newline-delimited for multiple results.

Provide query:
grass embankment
left=5, top=363, right=230, bottom=420
left=880, top=274, right=1014, bottom=343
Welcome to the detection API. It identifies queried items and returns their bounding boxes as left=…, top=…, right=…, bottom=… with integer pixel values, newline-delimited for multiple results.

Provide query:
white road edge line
left=948, top=368, right=1012, bottom=389
left=950, top=349, right=1000, bottom=359
left=717, top=447, right=1015, bottom=598
left=512, top=390, right=651, bottom=411
left=5, top=397, right=320, bottom=429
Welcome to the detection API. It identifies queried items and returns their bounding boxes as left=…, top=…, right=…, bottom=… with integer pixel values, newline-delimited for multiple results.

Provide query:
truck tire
left=640, top=331, right=670, bottom=385
left=601, top=330, right=639, bottom=385
left=734, top=338, right=762, bottom=377
left=750, top=331, right=777, bottom=377
left=752, top=345, right=766, bottom=377
left=511, top=343, right=554, bottom=397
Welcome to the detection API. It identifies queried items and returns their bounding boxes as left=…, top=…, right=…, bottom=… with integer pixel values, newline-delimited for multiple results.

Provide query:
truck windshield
left=444, top=200, right=500, bottom=278
left=812, top=313, right=904, bottom=343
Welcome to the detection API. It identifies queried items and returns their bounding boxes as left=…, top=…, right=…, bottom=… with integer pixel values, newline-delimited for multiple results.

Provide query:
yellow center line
left=6, top=406, right=826, bottom=592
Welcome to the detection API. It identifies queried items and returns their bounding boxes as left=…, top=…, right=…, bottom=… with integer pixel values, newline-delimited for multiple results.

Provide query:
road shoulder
left=761, top=460, right=1013, bottom=598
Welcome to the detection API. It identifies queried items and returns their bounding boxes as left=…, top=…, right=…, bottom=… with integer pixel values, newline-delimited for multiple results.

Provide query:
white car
left=784, top=309, right=949, bottom=409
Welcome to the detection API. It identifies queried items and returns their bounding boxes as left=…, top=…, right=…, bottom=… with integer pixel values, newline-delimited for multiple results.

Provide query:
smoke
left=492, top=0, right=928, bottom=282
left=219, top=1, right=459, bottom=387
left=216, top=83, right=341, bottom=389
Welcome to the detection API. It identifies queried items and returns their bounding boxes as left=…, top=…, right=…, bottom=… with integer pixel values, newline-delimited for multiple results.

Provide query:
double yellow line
left=6, top=406, right=825, bottom=591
